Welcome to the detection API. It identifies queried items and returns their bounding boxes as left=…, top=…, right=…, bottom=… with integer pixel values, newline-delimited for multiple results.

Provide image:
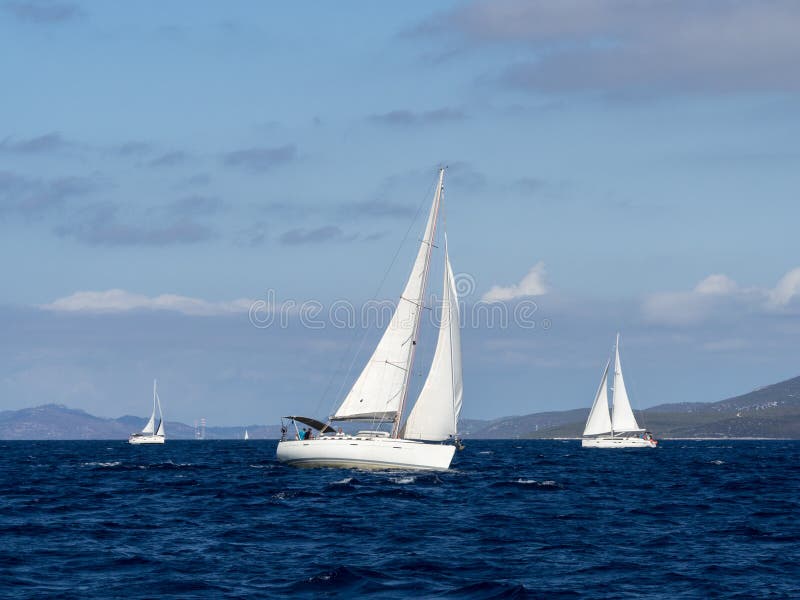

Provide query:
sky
left=1, top=0, right=799, bottom=426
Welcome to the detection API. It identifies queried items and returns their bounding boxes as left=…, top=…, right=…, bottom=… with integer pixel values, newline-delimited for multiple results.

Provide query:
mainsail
left=403, top=246, right=463, bottom=441
left=583, top=359, right=612, bottom=436
left=611, top=335, right=643, bottom=433
left=333, top=170, right=443, bottom=423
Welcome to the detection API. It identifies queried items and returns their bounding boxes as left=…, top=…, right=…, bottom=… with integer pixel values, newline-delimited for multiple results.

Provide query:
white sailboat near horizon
left=276, top=168, right=463, bottom=470
left=582, top=334, right=657, bottom=448
left=129, top=379, right=166, bottom=445
left=244, top=429, right=249, bottom=441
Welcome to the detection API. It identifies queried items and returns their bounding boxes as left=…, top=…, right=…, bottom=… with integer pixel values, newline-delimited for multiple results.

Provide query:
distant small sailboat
left=244, top=429, right=249, bottom=441
left=129, top=380, right=166, bottom=445
left=582, top=334, right=657, bottom=448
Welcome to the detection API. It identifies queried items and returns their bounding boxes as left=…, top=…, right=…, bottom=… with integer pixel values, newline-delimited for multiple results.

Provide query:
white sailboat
left=129, top=379, right=166, bottom=445
left=244, top=429, right=249, bottom=441
left=582, top=334, right=657, bottom=448
left=276, top=168, right=463, bottom=470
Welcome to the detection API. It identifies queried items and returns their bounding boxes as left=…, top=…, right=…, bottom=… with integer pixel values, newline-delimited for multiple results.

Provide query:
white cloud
left=643, top=268, right=800, bottom=325
left=694, top=274, right=738, bottom=296
left=767, top=267, right=800, bottom=309
left=40, top=289, right=256, bottom=317
left=482, top=261, right=548, bottom=302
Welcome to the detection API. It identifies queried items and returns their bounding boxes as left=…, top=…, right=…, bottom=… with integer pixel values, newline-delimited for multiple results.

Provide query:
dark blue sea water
left=1, top=440, right=798, bottom=599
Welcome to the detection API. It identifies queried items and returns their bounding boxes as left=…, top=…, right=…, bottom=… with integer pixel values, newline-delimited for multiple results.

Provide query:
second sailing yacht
left=582, top=335, right=657, bottom=448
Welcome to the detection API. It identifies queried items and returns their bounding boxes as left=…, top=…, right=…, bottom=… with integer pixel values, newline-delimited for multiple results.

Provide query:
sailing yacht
left=582, top=335, right=657, bottom=448
left=244, top=429, right=249, bottom=441
left=129, top=380, right=166, bottom=445
left=276, top=168, right=463, bottom=470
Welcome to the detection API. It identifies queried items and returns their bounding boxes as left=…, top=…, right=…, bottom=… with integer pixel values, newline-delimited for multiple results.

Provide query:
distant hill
left=3, top=375, right=800, bottom=440
left=0, top=405, right=283, bottom=440
left=465, top=375, right=800, bottom=439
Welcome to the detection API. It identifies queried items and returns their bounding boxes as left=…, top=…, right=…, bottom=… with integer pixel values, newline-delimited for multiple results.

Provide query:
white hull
left=582, top=436, right=657, bottom=448
left=128, top=434, right=165, bottom=445
left=276, top=435, right=456, bottom=470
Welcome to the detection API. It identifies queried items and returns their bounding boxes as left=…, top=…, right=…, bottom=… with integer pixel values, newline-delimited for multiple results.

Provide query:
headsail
left=611, top=334, right=643, bottom=433
left=583, top=358, right=612, bottom=436
left=141, top=412, right=156, bottom=435
left=403, top=246, right=463, bottom=441
left=141, top=379, right=157, bottom=434
left=333, top=170, right=443, bottom=424
left=154, top=380, right=165, bottom=437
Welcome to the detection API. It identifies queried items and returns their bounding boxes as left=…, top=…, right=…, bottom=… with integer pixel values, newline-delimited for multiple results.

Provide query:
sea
left=1, top=440, right=798, bottom=599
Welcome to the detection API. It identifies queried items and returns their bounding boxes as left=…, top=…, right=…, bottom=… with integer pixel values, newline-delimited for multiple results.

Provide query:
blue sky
left=1, top=1, right=799, bottom=425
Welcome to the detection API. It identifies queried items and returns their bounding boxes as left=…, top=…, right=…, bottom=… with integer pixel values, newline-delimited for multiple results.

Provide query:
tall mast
left=611, top=333, right=619, bottom=437
left=392, top=167, right=445, bottom=438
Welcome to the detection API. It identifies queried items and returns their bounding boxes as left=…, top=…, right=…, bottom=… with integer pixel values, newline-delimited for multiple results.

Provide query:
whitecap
left=332, top=477, right=354, bottom=485
left=82, top=461, right=121, bottom=468
left=516, top=479, right=559, bottom=487
left=478, top=450, right=493, bottom=455
left=392, top=476, right=415, bottom=484
left=710, top=460, right=725, bottom=465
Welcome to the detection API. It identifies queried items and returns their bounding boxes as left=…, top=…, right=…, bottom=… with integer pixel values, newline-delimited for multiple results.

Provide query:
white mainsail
left=333, top=170, right=443, bottom=423
left=403, top=247, right=462, bottom=441
left=583, top=359, right=612, bottom=436
left=611, top=334, right=642, bottom=433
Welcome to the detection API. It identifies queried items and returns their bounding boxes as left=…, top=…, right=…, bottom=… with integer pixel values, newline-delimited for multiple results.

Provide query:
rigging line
left=311, top=173, right=440, bottom=424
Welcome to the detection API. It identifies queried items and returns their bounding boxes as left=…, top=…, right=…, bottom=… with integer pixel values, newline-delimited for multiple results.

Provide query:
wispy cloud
left=111, top=141, right=155, bottom=157
left=147, top=151, right=190, bottom=168
left=368, top=107, right=466, bottom=127
left=40, top=289, right=255, bottom=316
left=235, top=221, right=268, bottom=247
left=223, top=144, right=297, bottom=173
left=0, top=132, right=71, bottom=154
left=482, top=262, right=549, bottom=302
left=419, top=0, right=800, bottom=95
left=55, top=202, right=215, bottom=246
left=0, top=170, right=96, bottom=218
left=2, top=1, right=83, bottom=24
left=279, top=225, right=354, bottom=245
left=338, top=199, right=415, bottom=219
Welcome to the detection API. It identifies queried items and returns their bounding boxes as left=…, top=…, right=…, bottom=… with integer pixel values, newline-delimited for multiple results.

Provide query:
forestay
left=403, top=249, right=462, bottom=441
